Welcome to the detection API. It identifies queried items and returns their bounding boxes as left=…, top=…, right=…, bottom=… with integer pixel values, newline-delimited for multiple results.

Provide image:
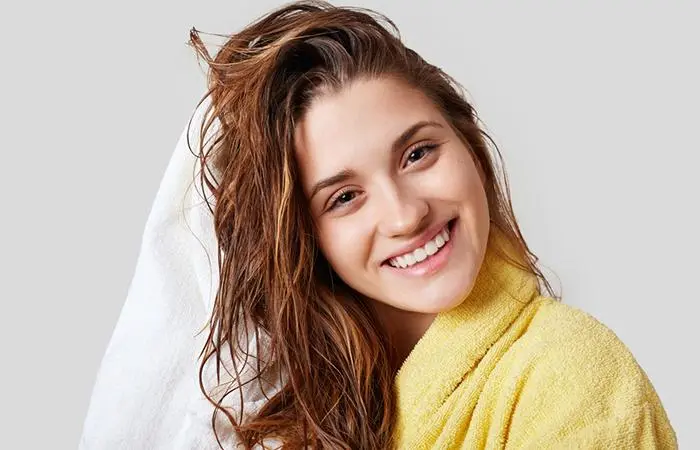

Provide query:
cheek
left=429, top=148, right=485, bottom=203
left=317, top=220, right=371, bottom=283
left=431, top=149, right=490, bottom=243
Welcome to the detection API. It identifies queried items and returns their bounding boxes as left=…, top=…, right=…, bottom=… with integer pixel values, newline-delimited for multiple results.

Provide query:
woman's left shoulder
left=509, top=295, right=670, bottom=410
left=524, top=295, right=643, bottom=368
left=507, top=295, right=665, bottom=405
left=500, top=296, right=678, bottom=448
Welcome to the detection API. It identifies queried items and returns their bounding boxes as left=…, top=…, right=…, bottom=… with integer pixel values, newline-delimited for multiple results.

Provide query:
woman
left=188, top=1, right=677, bottom=448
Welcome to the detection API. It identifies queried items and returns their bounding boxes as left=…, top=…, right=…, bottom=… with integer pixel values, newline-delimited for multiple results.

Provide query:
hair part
left=187, top=1, right=559, bottom=448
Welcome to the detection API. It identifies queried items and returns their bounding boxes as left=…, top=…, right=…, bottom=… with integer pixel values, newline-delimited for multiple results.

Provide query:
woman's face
left=294, top=76, right=490, bottom=314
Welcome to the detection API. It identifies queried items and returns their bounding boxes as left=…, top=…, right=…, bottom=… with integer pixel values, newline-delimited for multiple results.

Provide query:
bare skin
left=295, top=76, right=490, bottom=362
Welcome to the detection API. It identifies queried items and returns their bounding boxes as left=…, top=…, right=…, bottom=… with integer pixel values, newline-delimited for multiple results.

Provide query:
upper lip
left=382, top=219, right=452, bottom=264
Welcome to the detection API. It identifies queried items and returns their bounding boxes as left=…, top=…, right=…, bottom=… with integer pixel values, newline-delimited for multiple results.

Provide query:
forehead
left=294, top=77, right=445, bottom=190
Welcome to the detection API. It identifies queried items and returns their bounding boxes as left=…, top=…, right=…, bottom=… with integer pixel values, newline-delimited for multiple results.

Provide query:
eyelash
left=326, top=143, right=439, bottom=211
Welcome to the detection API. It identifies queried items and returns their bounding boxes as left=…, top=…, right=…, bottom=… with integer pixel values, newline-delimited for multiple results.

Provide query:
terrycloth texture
left=79, top=102, right=281, bottom=449
left=393, top=230, right=677, bottom=449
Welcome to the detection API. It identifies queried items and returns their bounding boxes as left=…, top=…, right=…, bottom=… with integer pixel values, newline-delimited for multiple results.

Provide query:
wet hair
left=188, top=1, right=558, bottom=448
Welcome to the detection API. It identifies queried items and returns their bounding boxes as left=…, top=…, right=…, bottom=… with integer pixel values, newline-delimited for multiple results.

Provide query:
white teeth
left=388, top=224, right=451, bottom=269
left=404, top=253, right=416, bottom=266
left=435, top=234, right=445, bottom=247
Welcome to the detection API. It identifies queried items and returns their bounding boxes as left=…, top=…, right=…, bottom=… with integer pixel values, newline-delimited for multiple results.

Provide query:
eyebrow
left=308, top=120, right=444, bottom=201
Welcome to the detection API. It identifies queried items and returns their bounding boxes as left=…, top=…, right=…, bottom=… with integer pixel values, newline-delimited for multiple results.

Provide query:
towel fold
left=79, top=103, right=280, bottom=449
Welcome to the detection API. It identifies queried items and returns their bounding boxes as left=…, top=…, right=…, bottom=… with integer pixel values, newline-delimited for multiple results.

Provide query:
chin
left=433, top=286, right=477, bottom=313
left=395, top=277, right=479, bottom=314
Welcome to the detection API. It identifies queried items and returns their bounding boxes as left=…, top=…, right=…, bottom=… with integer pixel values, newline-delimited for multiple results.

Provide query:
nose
left=375, top=182, right=429, bottom=238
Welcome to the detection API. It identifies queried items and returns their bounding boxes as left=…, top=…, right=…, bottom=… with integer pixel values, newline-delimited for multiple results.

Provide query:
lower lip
left=384, top=220, right=456, bottom=277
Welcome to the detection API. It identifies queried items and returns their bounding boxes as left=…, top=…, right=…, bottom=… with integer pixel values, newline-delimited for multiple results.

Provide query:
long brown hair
left=187, top=1, right=558, bottom=448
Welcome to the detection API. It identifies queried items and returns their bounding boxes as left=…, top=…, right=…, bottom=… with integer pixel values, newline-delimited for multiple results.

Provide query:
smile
left=388, top=225, right=450, bottom=268
left=384, top=219, right=457, bottom=277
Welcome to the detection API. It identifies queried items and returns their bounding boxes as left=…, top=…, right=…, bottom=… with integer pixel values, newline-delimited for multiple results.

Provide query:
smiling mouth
left=383, top=218, right=457, bottom=269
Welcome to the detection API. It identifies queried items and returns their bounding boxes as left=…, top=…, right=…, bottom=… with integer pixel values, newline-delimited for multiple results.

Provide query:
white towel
left=79, top=101, right=280, bottom=449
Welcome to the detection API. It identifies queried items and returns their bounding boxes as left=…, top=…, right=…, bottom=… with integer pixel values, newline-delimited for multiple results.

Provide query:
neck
left=370, top=300, right=437, bottom=370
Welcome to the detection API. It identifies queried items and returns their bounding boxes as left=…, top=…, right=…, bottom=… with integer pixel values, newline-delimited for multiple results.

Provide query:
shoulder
left=499, top=296, right=677, bottom=448
left=526, top=295, right=626, bottom=346
left=514, top=296, right=652, bottom=394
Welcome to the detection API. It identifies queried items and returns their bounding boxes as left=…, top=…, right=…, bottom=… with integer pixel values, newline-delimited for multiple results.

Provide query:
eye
left=327, top=189, right=358, bottom=211
left=404, top=143, right=438, bottom=167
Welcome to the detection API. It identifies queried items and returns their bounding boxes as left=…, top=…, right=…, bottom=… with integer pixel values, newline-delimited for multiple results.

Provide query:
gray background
left=2, top=1, right=698, bottom=448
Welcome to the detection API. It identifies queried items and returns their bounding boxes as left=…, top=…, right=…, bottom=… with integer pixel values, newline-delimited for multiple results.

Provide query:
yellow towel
left=393, top=230, right=677, bottom=449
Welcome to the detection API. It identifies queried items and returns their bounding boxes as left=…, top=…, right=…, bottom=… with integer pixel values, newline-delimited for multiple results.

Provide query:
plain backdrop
left=2, top=0, right=698, bottom=448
